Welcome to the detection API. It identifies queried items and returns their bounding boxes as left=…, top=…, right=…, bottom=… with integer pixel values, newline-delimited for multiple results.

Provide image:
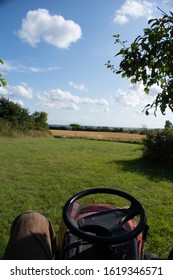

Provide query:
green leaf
left=161, top=78, right=165, bottom=84
left=148, top=18, right=157, bottom=25
left=144, top=87, right=149, bottom=94
left=163, top=66, right=169, bottom=72
left=1, top=80, right=7, bottom=86
left=131, top=43, right=138, bottom=50
left=130, top=78, right=136, bottom=84
left=122, top=73, right=126, bottom=78
left=113, top=34, right=120, bottom=38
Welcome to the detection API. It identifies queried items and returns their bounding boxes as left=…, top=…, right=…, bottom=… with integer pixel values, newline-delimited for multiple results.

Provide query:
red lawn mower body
left=58, top=188, right=149, bottom=260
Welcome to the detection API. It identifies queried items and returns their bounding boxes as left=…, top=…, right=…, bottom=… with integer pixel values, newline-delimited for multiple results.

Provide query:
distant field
left=50, top=129, right=145, bottom=142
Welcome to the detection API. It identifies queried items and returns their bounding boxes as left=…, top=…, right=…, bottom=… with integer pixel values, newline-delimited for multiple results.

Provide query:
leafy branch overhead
left=0, top=59, right=7, bottom=87
left=106, top=9, right=173, bottom=115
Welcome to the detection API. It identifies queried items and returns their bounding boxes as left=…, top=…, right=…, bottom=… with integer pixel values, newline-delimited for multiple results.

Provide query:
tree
left=70, top=123, right=81, bottom=138
left=0, top=62, right=49, bottom=132
left=0, top=97, right=49, bottom=131
left=31, top=111, right=48, bottom=130
left=164, top=120, right=173, bottom=129
left=106, top=9, right=173, bottom=116
left=0, top=97, right=32, bottom=130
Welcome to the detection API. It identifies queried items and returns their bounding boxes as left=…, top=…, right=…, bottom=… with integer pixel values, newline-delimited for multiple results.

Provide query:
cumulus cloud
left=12, top=99, right=25, bottom=107
left=17, top=9, right=82, bottom=49
left=115, top=83, right=161, bottom=108
left=69, top=81, right=89, bottom=92
left=114, top=0, right=155, bottom=24
left=9, top=83, right=33, bottom=99
left=0, top=82, right=33, bottom=99
left=37, top=88, right=109, bottom=111
left=116, top=88, right=141, bottom=107
left=0, top=86, right=8, bottom=95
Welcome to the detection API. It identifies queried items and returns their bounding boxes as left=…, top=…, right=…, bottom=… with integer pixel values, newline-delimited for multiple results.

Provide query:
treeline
left=0, top=97, right=48, bottom=134
left=49, top=124, right=148, bottom=135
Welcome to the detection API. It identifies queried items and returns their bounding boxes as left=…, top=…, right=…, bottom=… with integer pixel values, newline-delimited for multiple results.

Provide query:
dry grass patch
left=50, top=129, right=145, bottom=143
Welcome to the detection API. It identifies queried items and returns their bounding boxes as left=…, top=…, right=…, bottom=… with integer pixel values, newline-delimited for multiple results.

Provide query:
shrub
left=142, top=129, right=173, bottom=162
left=0, top=97, right=32, bottom=130
left=0, top=118, right=12, bottom=135
left=0, top=97, right=49, bottom=133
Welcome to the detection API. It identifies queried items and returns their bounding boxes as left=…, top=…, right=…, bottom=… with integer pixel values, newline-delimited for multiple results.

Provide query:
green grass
left=0, top=137, right=173, bottom=258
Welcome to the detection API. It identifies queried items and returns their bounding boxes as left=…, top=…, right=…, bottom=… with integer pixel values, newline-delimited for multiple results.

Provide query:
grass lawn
left=0, top=137, right=172, bottom=259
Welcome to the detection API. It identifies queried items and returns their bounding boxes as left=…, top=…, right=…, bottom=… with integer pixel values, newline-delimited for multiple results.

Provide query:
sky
left=0, top=0, right=173, bottom=129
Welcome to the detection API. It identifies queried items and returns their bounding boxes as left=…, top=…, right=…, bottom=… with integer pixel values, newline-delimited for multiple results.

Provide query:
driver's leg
left=3, top=211, right=56, bottom=260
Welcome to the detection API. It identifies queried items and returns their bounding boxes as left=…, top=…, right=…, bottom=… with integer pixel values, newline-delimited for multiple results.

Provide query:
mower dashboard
left=78, top=209, right=129, bottom=237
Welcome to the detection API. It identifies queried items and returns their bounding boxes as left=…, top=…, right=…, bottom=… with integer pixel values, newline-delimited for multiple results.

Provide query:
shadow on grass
left=110, top=157, right=173, bottom=182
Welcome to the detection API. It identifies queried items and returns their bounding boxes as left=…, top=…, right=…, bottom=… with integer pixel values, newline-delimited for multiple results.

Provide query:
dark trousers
left=3, top=212, right=57, bottom=260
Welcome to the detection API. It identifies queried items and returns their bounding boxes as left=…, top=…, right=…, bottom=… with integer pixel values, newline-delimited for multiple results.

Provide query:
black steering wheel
left=63, top=188, right=147, bottom=245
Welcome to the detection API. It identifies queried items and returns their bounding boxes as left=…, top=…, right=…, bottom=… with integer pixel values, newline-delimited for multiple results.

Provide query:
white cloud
left=29, top=66, right=60, bottom=73
left=0, top=83, right=33, bottom=99
left=0, top=60, right=60, bottom=73
left=115, top=83, right=161, bottom=108
left=114, top=14, right=129, bottom=25
left=10, top=83, right=33, bottom=99
left=0, top=86, right=8, bottom=95
left=17, top=9, right=82, bottom=49
left=116, top=88, right=141, bottom=107
left=162, top=0, right=173, bottom=3
left=0, top=61, right=18, bottom=72
left=29, top=67, right=44, bottom=73
left=37, top=88, right=109, bottom=111
left=114, top=0, right=155, bottom=25
left=12, top=99, right=25, bottom=107
left=69, top=81, right=89, bottom=92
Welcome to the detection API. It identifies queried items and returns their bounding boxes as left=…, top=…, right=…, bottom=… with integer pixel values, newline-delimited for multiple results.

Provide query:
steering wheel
left=63, top=188, right=147, bottom=245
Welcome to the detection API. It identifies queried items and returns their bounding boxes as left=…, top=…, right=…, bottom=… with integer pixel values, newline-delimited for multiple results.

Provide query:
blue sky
left=0, top=0, right=173, bottom=128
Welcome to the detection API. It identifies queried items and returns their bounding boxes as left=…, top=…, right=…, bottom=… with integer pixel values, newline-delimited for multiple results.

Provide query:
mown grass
left=0, top=137, right=173, bottom=259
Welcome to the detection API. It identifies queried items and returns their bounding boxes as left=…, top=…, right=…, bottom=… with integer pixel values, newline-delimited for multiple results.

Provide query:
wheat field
left=50, top=129, right=145, bottom=143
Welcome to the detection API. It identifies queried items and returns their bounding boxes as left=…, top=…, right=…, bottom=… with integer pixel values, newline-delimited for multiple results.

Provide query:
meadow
left=0, top=136, right=172, bottom=259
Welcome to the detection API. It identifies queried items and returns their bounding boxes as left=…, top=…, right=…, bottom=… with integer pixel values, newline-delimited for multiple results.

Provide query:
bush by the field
left=142, top=129, right=173, bottom=162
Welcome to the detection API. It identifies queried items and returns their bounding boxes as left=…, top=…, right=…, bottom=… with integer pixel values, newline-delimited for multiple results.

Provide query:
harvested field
left=50, top=129, right=145, bottom=143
